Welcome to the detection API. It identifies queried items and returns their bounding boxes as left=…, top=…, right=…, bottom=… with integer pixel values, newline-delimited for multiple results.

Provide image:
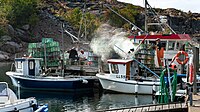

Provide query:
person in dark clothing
left=155, top=38, right=164, bottom=66
left=69, top=47, right=79, bottom=64
left=69, top=48, right=78, bottom=60
left=156, top=38, right=162, bottom=50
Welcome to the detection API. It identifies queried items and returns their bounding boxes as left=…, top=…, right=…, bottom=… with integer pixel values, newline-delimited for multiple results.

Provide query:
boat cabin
left=128, top=34, right=191, bottom=60
left=14, top=57, right=42, bottom=76
left=107, top=59, right=138, bottom=80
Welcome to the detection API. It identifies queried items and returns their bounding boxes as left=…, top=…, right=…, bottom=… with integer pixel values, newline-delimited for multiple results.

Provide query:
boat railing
left=10, top=63, right=15, bottom=72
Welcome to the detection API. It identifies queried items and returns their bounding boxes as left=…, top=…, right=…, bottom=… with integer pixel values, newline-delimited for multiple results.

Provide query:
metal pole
left=44, top=44, right=47, bottom=71
left=144, top=0, right=148, bottom=32
left=61, top=23, right=64, bottom=77
left=84, top=0, right=87, bottom=40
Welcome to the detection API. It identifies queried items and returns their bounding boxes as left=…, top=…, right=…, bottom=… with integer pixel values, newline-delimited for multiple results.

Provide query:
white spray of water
left=90, top=24, right=138, bottom=62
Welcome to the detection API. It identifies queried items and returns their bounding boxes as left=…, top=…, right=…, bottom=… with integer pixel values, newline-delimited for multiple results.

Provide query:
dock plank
left=102, top=102, right=187, bottom=112
left=121, top=109, right=131, bottom=112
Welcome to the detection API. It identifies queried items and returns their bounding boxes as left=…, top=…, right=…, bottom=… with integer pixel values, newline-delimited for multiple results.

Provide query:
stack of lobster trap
left=28, top=38, right=61, bottom=67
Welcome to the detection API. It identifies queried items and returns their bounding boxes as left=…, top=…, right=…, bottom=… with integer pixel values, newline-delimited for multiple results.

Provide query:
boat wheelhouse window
left=149, top=41, right=156, bottom=45
left=161, top=41, right=166, bottom=50
left=0, top=84, right=8, bottom=96
left=111, top=64, right=119, bottom=74
left=176, top=42, right=180, bottom=50
left=168, top=41, right=175, bottom=50
left=17, top=61, right=22, bottom=69
left=29, top=61, right=34, bottom=69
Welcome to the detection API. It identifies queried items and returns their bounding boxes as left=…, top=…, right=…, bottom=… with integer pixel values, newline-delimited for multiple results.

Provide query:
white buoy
left=17, top=81, right=20, bottom=99
left=153, top=83, right=156, bottom=94
left=135, top=83, right=138, bottom=94
left=82, top=79, right=88, bottom=84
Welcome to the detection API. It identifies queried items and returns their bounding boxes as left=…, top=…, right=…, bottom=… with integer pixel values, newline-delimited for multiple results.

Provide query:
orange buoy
left=175, top=51, right=189, bottom=65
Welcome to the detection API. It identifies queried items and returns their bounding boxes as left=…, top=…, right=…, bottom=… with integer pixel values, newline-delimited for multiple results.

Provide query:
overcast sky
left=117, top=0, right=200, bottom=13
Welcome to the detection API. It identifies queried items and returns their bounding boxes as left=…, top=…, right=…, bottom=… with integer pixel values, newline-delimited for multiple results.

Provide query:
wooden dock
left=97, top=94, right=200, bottom=112
left=97, top=102, right=188, bottom=112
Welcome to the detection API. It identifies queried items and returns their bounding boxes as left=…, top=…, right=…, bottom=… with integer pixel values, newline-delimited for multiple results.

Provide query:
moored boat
left=96, top=59, right=160, bottom=94
left=6, top=57, right=96, bottom=91
left=0, top=82, right=48, bottom=112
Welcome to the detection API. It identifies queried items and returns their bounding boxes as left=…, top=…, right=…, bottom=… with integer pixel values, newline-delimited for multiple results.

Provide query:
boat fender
left=14, top=107, right=18, bottom=111
left=135, top=83, right=138, bottom=94
left=189, top=63, right=194, bottom=85
left=82, top=79, right=88, bottom=84
left=152, top=83, right=156, bottom=94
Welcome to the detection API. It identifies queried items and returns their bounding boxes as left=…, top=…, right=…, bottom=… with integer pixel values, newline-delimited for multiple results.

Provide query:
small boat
left=6, top=57, right=96, bottom=91
left=0, top=82, right=48, bottom=112
left=96, top=59, right=160, bottom=94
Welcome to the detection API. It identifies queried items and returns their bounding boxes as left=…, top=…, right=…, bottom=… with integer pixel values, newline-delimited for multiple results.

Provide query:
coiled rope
left=158, top=68, right=177, bottom=103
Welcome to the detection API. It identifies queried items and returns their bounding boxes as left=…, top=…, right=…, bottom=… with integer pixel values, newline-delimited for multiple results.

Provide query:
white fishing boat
left=0, top=82, right=48, bottom=112
left=96, top=59, right=160, bottom=94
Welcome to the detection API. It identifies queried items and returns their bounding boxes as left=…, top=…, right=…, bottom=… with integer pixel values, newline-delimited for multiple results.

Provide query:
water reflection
left=96, top=93, right=156, bottom=110
left=20, top=89, right=96, bottom=112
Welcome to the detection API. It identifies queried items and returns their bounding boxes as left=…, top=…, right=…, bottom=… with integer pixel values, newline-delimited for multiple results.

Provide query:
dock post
left=193, top=47, right=199, bottom=94
left=189, top=85, right=193, bottom=106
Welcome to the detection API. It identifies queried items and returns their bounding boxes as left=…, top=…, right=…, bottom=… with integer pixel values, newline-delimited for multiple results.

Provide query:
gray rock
left=0, top=51, right=10, bottom=61
left=7, top=24, right=15, bottom=37
left=0, top=41, right=21, bottom=53
left=21, top=24, right=30, bottom=31
left=1, top=35, right=12, bottom=41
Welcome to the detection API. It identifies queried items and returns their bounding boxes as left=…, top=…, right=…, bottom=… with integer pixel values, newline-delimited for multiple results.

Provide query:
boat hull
left=0, top=98, right=37, bottom=112
left=7, top=72, right=95, bottom=91
left=97, top=74, right=160, bottom=94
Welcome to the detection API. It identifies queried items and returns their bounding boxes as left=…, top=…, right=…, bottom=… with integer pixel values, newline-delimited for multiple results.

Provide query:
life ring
left=189, top=63, right=194, bottom=85
left=175, top=51, right=189, bottom=65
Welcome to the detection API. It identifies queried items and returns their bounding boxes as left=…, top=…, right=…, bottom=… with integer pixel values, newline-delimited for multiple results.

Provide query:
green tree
left=104, top=4, right=140, bottom=30
left=63, top=8, right=101, bottom=39
left=7, top=0, right=39, bottom=27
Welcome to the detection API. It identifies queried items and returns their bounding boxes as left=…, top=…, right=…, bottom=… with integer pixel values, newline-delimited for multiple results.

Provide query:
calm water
left=0, top=63, right=156, bottom=112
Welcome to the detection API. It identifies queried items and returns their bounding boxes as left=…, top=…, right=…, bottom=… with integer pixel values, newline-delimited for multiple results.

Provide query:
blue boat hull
left=10, top=76, right=95, bottom=91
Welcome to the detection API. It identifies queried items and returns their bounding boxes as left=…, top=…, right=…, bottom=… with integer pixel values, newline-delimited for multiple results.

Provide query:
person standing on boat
left=155, top=38, right=164, bottom=67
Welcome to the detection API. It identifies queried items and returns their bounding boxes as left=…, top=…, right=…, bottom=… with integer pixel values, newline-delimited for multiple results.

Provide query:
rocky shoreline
left=1, top=1, right=200, bottom=61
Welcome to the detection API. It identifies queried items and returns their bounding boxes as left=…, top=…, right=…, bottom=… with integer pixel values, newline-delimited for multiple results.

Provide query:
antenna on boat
left=144, top=0, right=176, bottom=34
